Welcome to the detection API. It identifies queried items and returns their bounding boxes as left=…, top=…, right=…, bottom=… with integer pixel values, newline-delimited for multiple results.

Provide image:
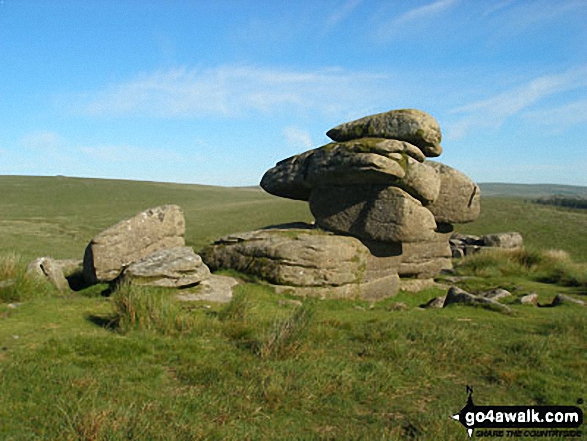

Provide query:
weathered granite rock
left=443, top=286, right=512, bottom=314
left=426, top=162, right=480, bottom=224
left=519, top=293, right=539, bottom=305
left=201, top=225, right=402, bottom=300
left=479, top=288, right=512, bottom=302
left=121, top=247, right=210, bottom=288
left=260, top=139, right=439, bottom=203
left=83, top=205, right=185, bottom=284
left=26, top=257, right=70, bottom=291
left=398, top=229, right=453, bottom=278
left=421, top=295, right=446, bottom=309
left=482, top=232, right=523, bottom=249
left=176, top=274, right=238, bottom=304
left=551, top=294, right=585, bottom=307
left=326, top=109, right=443, bottom=157
left=309, top=185, right=437, bottom=243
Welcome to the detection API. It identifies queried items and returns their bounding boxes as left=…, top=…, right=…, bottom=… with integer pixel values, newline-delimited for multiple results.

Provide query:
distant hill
left=479, top=183, right=587, bottom=198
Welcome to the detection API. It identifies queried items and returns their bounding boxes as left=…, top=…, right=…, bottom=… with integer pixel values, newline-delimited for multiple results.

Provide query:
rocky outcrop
left=443, top=286, right=512, bottom=314
left=120, top=247, right=210, bottom=288
left=205, top=108, right=481, bottom=297
left=83, top=205, right=185, bottom=284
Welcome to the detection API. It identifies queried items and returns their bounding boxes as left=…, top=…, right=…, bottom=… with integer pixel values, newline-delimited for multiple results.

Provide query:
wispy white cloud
left=76, top=65, right=393, bottom=119
left=522, top=100, right=587, bottom=134
left=482, top=0, right=516, bottom=17
left=446, top=66, right=587, bottom=139
left=283, top=126, right=313, bottom=151
left=374, top=0, right=459, bottom=41
left=324, top=0, right=363, bottom=31
left=393, top=0, right=459, bottom=25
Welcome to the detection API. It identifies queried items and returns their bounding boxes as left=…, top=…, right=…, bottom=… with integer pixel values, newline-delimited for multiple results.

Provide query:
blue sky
left=1, top=0, right=586, bottom=186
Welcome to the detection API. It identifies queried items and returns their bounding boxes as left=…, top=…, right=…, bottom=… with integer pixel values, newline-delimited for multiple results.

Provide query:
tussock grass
left=257, top=300, right=315, bottom=360
left=455, top=247, right=587, bottom=289
left=112, top=283, right=198, bottom=335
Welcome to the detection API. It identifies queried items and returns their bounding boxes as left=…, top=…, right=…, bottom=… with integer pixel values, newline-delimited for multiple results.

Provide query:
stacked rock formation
left=202, top=109, right=481, bottom=300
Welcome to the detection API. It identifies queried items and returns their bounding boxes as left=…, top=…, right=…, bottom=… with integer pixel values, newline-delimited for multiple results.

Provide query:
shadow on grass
left=86, top=314, right=118, bottom=330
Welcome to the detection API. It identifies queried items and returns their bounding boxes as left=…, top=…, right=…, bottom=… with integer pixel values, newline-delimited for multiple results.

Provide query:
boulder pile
left=202, top=109, right=481, bottom=300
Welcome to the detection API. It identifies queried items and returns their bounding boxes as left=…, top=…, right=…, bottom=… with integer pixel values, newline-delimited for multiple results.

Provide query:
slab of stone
left=83, top=205, right=185, bottom=284
left=326, top=109, right=443, bottom=157
left=310, top=185, right=437, bottom=243
left=121, top=247, right=210, bottom=288
left=176, top=275, right=238, bottom=304
left=201, top=225, right=401, bottom=300
left=426, top=162, right=481, bottom=224
left=260, top=138, right=439, bottom=203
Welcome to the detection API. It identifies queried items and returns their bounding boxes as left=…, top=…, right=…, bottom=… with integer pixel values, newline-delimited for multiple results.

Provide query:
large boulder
left=309, top=185, right=437, bottom=243
left=425, top=162, right=481, bottom=223
left=326, top=109, right=443, bottom=157
left=120, top=247, right=210, bottom=288
left=260, top=138, right=437, bottom=202
left=83, top=205, right=186, bottom=284
left=201, top=224, right=402, bottom=300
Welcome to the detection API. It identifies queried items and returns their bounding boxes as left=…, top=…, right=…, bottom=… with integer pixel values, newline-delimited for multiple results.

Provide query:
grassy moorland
left=0, top=176, right=586, bottom=440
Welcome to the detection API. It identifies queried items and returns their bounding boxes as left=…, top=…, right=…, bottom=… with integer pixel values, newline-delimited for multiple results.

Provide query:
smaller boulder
left=519, top=293, right=539, bottom=305
left=26, top=257, right=70, bottom=291
left=121, top=247, right=210, bottom=288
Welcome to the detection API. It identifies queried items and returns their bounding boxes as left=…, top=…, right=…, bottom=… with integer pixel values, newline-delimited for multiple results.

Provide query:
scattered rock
left=443, top=286, right=511, bottom=314
left=551, top=294, right=585, bottom=307
left=482, top=232, right=524, bottom=249
left=479, top=288, right=512, bottom=302
left=421, top=296, right=446, bottom=309
left=519, top=293, right=539, bottom=305
left=326, top=109, right=443, bottom=157
left=83, top=205, right=186, bottom=284
left=26, top=257, right=70, bottom=291
left=176, top=275, right=238, bottom=304
left=121, top=247, right=211, bottom=288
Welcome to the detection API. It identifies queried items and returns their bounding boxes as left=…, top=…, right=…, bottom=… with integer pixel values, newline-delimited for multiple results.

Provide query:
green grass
left=0, top=176, right=586, bottom=439
left=455, top=197, right=587, bottom=262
